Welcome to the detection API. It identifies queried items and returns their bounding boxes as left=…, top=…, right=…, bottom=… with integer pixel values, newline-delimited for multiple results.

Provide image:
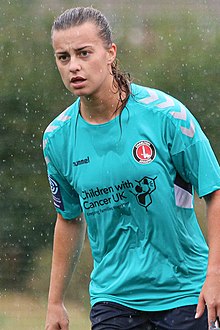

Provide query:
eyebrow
left=55, top=45, right=93, bottom=54
left=76, top=46, right=92, bottom=51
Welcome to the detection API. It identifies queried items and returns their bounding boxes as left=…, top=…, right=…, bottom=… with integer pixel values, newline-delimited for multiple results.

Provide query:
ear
left=107, top=43, right=117, bottom=64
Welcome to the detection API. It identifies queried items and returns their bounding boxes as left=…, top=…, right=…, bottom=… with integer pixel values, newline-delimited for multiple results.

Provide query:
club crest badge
left=132, top=140, right=156, bottom=164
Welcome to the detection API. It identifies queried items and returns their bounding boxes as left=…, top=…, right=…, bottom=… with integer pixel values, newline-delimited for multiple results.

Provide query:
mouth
left=70, top=76, right=86, bottom=87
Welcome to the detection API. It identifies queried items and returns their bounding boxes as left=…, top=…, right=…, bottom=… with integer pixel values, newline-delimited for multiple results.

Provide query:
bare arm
left=45, top=213, right=86, bottom=330
left=196, top=190, right=220, bottom=326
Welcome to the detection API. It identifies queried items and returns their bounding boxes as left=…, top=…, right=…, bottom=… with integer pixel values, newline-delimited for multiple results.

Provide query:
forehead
left=52, top=22, right=102, bottom=50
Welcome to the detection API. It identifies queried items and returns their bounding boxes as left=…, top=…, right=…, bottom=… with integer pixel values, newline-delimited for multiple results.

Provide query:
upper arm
left=55, top=212, right=86, bottom=245
left=56, top=212, right=86, bottom=226
left=203, top=189, right=220, bottom=205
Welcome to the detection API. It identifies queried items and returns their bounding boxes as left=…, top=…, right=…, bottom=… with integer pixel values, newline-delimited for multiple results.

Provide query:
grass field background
left=0, top=292, right=91, bottom=330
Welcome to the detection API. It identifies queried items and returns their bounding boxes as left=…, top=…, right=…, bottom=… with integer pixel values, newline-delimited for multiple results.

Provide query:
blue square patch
left=48, top=176, right=64, bottom=211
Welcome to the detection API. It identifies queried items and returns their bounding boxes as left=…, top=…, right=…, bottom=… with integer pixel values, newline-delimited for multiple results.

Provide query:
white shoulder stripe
left=57, top=113, right=71, bottom=122
left=139, top=88, right=196, bottom=138
left=45, top=125, right=59, bottom=133
left=43, top=138, right=48, bottom=150
left=139, top=88, right=159, bottom=104
left=156, top=95, right=175, bottom=109
left=170, top=104, right=187, bottom=120
left=45, top=156, right=51, bottom=165
left=180, top=120, right=195, bottom=138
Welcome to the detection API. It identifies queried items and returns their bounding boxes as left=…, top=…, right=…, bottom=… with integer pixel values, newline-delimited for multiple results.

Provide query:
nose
left=69, top=56, right=81, bottom=72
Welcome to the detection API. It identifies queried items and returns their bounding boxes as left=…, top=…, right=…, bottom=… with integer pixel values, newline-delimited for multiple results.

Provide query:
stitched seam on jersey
left=170, top=138, right=208, bottom=157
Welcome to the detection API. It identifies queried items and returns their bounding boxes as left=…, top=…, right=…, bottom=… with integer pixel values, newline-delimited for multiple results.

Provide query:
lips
left=70, top=76, right=86, bottom=84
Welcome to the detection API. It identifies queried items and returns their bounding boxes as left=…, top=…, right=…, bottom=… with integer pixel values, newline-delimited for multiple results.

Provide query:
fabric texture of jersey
left=43, top=83, right=220, bottom=311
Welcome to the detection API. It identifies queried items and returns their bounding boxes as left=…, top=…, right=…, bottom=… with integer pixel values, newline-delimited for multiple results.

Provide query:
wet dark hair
left=51, top=7, right=131, bottom=109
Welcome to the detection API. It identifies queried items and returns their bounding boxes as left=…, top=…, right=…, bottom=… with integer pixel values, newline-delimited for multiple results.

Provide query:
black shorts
left=90, top=301, right=208, bottom=330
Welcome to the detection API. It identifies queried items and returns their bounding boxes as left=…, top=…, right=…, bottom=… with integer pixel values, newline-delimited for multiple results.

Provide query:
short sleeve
left=43, top=140, right=82, bottom=220
left=172, top=139, right=220, bottom=197
left=166, top=104, right=220, bottom=197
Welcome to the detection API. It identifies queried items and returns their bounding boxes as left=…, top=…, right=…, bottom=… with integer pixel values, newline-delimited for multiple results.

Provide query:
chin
left=72, top=87, right=95, bottom=98
left=66, top=86, right=85, bottom=96
left=72, top=89, right=89, bottom=97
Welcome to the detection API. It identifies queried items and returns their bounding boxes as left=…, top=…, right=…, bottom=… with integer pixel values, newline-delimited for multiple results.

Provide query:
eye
left=56, top=53, right=70, bottom=63
left=79, top=50, right=90, bottom=58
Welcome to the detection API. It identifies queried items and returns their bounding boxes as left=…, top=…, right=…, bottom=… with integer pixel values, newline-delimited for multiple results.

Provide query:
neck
left=79, top=89, right=126, bottom=125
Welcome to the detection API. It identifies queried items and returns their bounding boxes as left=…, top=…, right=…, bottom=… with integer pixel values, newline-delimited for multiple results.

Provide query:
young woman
left=43, top=7, right=220, bottom=330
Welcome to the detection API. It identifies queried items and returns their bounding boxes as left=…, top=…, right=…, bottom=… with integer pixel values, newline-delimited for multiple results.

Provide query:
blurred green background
left=0, top=0, right=219, bottom=328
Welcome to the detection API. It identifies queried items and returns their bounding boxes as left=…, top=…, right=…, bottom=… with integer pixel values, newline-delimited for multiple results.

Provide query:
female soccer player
left=44, top=7, right=220, bottom=330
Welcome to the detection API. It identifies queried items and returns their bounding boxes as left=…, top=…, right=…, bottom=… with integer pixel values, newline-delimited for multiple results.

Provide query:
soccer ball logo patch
left=130, top=176, right=157, bottom=211
left=133, top=140, right=156, bottom=164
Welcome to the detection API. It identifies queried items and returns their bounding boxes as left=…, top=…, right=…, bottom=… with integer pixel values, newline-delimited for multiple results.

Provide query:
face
left=52, top=22, right=117, bottom=99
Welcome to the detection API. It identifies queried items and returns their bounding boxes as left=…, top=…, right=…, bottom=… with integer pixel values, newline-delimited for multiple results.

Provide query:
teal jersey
left=43, top=84, right=220, bottom=311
